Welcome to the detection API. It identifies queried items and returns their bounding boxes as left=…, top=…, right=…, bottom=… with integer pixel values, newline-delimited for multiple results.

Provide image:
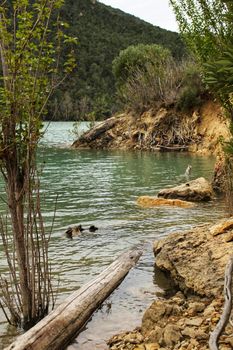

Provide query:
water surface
left=0, top=122, right=226, bottom=349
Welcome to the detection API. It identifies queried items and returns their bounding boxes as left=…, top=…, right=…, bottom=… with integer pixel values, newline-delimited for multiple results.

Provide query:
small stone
left=182, top=326, right=196, bottom=338
left=210, top=218, right=233, bottom=236
left=203, top=305, right=215, bottom=317
left=144, top=343, right=160, bottom=350
left=195, top=329, right=208, bottom=340
left=163, top=324, right=182, bottom=347
left=186, top=343, right=198, bottom=350
left=190, top=338, right=199, bottom=347
left=188, top=302, right=206, bottom=315
left=146, top=327, right=163, bottom=343
left=211, top=316, right=220, bottom=324
left=225, top=232, right=233, bottom=242
left=223, top=336, right=233, bottom=347
left=185, top=317, right=203, bottom=327
left=225, top=324, right=233, bottom=335
left=124, top=332, right=144, bottom=344
left=133, top=346, right=145, bottom=350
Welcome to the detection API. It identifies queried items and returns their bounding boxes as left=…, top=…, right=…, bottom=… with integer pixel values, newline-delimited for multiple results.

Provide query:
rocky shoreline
left=72, top=101, right=232, bottom=349
left=72, top=101, right=229, bottom=156
left=107, top=219, right=233, bottom=350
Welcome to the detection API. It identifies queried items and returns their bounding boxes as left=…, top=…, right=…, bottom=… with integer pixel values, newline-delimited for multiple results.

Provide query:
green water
left=0, top=122, right=226, bottom=349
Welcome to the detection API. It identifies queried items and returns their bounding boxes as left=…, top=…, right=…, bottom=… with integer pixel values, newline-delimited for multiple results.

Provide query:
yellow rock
left=133, top=346, right=145, bottom=350
left=209, top=218, right=233, bottom=236
left=144, top=344, right=160, bottom=350
left=137, top=196, right=195, bottom=208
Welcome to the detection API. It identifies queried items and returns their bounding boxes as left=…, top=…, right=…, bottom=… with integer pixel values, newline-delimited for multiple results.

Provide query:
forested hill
left=50, top=0, right=185, bottom=120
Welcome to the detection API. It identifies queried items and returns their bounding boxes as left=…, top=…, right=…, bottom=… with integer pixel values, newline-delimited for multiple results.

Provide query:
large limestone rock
left=153, top=220, right=233, bottom=297
left=157, top=177, right=213, bottom=202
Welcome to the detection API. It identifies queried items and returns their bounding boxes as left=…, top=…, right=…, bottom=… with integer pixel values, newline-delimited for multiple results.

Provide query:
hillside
left=49, top=0, right=185, bottom=120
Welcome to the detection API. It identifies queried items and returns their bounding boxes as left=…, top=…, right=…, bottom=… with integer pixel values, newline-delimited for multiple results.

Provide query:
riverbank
left=72, top=100, right=229, bottom=156
left=107, top=218, right=233, bottom=350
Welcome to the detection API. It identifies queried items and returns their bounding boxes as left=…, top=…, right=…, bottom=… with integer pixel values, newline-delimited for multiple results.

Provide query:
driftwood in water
left=72, top=116, right=118, bottom=146
left=6, top=249, right=142, bottom=350
left=209, top=255, right=233, bottom=350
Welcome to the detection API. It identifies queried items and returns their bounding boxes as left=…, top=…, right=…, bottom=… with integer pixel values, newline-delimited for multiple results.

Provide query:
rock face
left=107, top=219, right=233, bottom=350
left=153, top=221, right=233, bottom=297
left=137, top=196, right=195, bottom=208
left=157, top=177, right=213, bottom=202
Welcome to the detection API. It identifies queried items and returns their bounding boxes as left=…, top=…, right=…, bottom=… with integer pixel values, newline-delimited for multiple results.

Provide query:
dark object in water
left=89, top=225, right=98, bottom=232
left=65, top=224, right=84, bottom=239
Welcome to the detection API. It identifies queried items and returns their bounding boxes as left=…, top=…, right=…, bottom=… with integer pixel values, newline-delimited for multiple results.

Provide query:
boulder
left=137, top=196, right=195, bottom=208
left=157, top=177, right=213, bottom=202
left=153, top=219, right=233, bottom=297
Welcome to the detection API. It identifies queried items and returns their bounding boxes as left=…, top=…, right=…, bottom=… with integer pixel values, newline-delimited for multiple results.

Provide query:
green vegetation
left=112, top=43, right=204, bottom=114
left=170, top=0, right=232, bottom=108
left=48, top=0, right=186, bottom=120
left=170, top=0, right=233, bottom=211
left=112, top=44, right=171, bottom=90
left=0, top=0, right=75, bottom=329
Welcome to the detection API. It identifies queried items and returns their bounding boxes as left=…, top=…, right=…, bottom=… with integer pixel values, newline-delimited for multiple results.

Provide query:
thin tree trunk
left=7, top=173, right=32, bottom=326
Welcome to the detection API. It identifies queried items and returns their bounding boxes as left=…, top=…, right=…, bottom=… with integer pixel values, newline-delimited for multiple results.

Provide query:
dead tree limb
left=72, top=116, right=118, bottom=146
left=209, top=255, right=233, bottom=350
left=6, top=248, right=142, bottom=350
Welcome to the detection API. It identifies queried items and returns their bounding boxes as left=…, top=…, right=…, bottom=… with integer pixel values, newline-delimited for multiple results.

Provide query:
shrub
left=176, top=62, right=205, bottom=111
left=112, top=44, right=171, bottom=90
left=113, top=44, right=205, bottom=114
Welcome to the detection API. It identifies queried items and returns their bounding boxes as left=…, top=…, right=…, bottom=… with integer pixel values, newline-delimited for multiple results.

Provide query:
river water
left=0, top=122, right=226, bottom=349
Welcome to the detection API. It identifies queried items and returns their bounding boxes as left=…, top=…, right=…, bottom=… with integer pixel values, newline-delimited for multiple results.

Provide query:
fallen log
left=72, top=115, right=118, bottom=146
left=6, top=248, right=142, bottom=350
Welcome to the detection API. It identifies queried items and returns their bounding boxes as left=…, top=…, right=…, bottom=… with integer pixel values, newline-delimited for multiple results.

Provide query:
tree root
left=209, top=255, right=233, bottom=350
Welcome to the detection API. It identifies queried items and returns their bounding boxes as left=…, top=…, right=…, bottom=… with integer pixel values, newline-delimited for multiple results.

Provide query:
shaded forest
left=49, top=0, right=185, bottom=120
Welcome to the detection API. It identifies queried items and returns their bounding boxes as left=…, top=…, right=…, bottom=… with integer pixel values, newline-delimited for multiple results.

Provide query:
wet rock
left=137, top=196, right=195, bottom=208
left=157, top=177, right=213, bottom=202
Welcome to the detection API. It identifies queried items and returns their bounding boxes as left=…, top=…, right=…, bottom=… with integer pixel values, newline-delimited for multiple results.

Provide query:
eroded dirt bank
left=73, top=101, right=229, bottom=155
left=107, top=219, right=233, bottom=350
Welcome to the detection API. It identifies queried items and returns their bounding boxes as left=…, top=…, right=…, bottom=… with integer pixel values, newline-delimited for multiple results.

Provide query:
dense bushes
left=113, top=44, right=205, bottom=114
